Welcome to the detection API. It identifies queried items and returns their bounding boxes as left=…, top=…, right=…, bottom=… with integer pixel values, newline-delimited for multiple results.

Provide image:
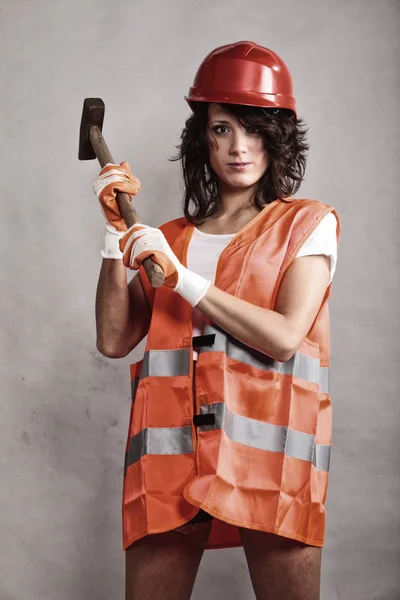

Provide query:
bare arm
left=95, top=259, right=152, bottom=358
left=197, top=254, right=330, bottom=362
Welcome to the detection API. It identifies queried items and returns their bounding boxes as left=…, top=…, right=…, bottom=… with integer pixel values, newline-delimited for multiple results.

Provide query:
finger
left=93, top=173, right=134, bottom=198
left=119, top=223, right=150, bottom=252
left=99, top=163, right=120, bottom=176
left=120, top=225, right=158, bottom=247
left=101, top=170, right=132, bottom=182
left=126, top=223, right=151, bottom=233
left=121, top=233, right=157, bottom=261
left=95, top=165, right=140, bottom=193
left=121, top=232, right=158, bottom=265
left=128, top=234, right=161, bottom=256
left=100, top=163, right=131, bottom=177
left=124, top=229, right=160, bottom=245
left=131, top=251, right=179, bottom=287
left=120, top=161, right=132, bottom=173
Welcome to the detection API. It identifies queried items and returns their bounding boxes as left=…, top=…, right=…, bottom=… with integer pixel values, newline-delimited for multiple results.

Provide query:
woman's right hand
left=93, top=162, right=150, bottom=358
left=93, top=161, right=141, bottom=232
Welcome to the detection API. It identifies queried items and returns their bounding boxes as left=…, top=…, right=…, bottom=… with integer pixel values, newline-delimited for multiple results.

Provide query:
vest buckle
left=192, top=334, right=216, bottom=347
left=193, top=413, right=215, bottom=426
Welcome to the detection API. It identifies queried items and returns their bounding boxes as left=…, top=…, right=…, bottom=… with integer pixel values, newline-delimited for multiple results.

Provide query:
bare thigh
left=125, top=520, right=212, bottom=600
left=240, top=527, right=322, bottom=600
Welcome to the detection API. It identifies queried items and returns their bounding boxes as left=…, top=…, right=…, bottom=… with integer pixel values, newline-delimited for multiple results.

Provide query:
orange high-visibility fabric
left=122, top=198, right=340, bottom=550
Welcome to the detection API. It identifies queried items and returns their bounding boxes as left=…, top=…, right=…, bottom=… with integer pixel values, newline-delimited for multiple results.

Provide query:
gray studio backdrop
left=1, top=0, right=399, bottom=598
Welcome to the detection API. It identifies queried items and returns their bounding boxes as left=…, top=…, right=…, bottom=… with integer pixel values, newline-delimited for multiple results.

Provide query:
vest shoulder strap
left=159, top=217, right=188, bottom=245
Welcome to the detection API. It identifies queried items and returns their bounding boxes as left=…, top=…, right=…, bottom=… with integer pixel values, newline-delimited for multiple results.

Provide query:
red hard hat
left=185, top=41, right=296, bottom=116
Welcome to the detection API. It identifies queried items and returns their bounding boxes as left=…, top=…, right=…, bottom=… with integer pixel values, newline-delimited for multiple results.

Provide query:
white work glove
left=119, top=224, right=211, bottom=307
left=92, top=162, right=141, bottom=260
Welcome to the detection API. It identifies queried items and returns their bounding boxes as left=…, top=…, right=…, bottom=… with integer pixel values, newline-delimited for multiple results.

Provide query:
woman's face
left=207, top=103, right=269, bottom=191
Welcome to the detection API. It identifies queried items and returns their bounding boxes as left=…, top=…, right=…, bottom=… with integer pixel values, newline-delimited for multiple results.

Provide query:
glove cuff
left=101, top=223, right=125, bottom=260
left=174, top=267, right=211, bottom=307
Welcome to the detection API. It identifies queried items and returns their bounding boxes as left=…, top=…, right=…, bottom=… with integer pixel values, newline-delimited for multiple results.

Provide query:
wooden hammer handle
left=89, top=125, right=165, bottom=288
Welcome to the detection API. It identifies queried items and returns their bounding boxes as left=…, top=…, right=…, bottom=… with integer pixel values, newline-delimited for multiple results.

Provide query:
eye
left=246, top=126, right=261, bottom=135
left=211, top=125, right=230, bottom=135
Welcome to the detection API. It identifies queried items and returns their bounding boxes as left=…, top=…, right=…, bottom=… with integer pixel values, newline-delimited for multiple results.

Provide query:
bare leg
left=240, top=527, right=322, bottom=600
left=125, top=520, right=212, bottom=600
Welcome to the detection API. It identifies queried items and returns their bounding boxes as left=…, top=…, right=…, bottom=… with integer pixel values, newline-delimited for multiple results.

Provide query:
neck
left=216, top=183, right=258, bottom=219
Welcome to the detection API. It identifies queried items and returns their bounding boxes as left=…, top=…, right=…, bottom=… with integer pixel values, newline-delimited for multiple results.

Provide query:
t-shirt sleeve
left=295, top=211, right=338, bottom=285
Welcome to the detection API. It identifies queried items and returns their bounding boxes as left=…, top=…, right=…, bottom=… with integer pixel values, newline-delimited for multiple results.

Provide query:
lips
left=227, top=162, right=252, bottom=171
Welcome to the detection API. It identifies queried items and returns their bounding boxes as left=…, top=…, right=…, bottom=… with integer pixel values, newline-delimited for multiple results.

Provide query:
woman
left=94, top=41, right=340, bottom=600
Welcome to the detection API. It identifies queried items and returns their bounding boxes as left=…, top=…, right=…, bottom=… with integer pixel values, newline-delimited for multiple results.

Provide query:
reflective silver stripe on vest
left=313, top=444, right=331, bottom=472
left=319, top=368, right=330, bottom=394
left=140, top=348, right=191, bottom=379
left=125, top=426, right=193, bottom=471
left=199, top=402, right=330, bottom=472
left=199, top=324, right=329, bottom=390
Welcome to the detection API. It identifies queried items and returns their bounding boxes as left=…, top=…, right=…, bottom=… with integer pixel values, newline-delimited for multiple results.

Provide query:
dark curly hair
left=172, top=102, right=309, bottom=225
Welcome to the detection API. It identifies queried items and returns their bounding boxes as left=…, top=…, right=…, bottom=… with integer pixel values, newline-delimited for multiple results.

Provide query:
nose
left=229, top=129, right=248, bottom=156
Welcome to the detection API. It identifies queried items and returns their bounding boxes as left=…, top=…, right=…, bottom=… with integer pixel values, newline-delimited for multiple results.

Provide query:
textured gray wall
left=1, top=0, right=399, bottom=598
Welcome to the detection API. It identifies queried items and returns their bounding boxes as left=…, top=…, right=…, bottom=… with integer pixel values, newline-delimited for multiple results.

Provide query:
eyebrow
left=209, top=119, right=233, bottom=125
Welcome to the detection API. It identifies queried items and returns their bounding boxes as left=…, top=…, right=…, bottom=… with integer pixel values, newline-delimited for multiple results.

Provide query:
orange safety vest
left=122, top=198, right=340, bottom=550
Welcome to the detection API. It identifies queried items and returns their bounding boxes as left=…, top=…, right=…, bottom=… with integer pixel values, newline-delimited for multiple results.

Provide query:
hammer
left=78, top=98, right=165, bottom=288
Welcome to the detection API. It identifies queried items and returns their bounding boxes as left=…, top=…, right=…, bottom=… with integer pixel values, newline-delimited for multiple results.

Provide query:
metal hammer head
left=78, top=98, right=105, bottom=160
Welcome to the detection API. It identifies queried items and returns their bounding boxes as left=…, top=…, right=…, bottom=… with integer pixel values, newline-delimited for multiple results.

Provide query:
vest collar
left=175, top=199, right=287, bottom=270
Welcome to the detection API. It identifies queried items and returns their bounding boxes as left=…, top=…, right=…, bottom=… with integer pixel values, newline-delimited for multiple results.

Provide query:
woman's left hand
left=119, top=224, right=211, bottom=307
left=120, top=224, right=180, bottom=285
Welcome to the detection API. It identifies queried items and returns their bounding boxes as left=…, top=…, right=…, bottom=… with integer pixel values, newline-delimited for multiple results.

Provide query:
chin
left=224, top=175, right=260, bottom=189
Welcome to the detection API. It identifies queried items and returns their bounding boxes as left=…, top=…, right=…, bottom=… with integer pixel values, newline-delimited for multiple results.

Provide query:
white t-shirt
left=188, top=211, right=338, bottom=359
